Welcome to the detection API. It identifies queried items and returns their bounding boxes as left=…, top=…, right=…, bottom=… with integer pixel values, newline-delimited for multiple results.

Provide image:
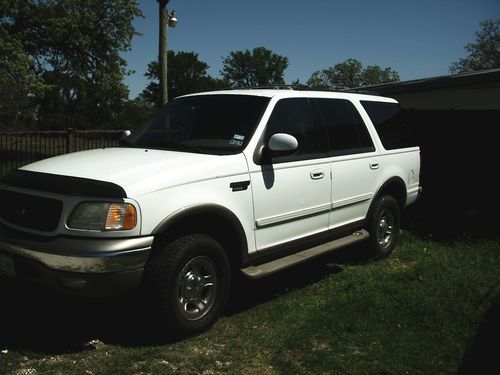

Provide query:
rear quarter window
left=361, top=101, right=417, bottom=150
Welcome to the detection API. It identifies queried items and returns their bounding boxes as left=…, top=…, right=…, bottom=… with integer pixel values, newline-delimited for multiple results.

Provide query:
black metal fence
left=0, top=129, right=125, bottom=176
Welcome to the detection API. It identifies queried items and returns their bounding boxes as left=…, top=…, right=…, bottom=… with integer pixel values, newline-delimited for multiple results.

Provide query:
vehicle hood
left=20, top=148, right=248, bottom=197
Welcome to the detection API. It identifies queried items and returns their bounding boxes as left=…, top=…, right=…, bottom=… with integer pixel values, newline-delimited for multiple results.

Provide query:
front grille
left=0, top=189, right=63, bottom=232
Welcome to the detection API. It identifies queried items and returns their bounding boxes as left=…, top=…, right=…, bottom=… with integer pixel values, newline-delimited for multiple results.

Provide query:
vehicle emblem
left=15, top=206, right=27, bottom=217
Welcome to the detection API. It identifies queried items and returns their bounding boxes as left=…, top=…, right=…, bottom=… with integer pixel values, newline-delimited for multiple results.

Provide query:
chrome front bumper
left=0, top=234, right=153, bottom=274
left=0, top=230, right=154, bottom=296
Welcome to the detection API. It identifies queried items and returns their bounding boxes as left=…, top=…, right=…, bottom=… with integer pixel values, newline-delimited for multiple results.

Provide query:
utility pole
left=158, top=0, right=178, bottom=105
left=158, top=0, right=169, bottom=105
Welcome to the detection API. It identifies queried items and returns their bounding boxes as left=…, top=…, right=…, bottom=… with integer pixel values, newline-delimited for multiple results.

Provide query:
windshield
left=125, top=94, right=270, bottom=154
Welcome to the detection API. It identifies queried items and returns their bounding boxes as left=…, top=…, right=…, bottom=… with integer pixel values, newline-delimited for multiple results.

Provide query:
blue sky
left=123, top=0, right=500, bottom=99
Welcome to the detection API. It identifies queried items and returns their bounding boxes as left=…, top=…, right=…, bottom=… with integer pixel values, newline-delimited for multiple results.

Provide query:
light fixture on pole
left=168, top=11, right=177, bottom=28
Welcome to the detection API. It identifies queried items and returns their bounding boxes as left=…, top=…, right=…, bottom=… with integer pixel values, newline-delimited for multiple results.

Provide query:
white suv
left=0, top=89, right=421, bottom=335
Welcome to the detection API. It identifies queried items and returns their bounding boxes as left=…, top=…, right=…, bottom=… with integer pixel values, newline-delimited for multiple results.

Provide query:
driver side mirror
left=268, top=133, right=298, bottom=153
left=254, top=133, right=299, bottom=164
left=257, top=133, right=298, bottom=163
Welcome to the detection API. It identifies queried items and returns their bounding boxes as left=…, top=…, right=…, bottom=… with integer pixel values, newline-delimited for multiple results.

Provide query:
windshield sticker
left=233, top=134, right=245, bottom=141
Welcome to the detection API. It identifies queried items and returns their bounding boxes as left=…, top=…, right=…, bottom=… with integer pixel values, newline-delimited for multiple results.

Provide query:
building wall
left=390, top=81, right=500, bottom=110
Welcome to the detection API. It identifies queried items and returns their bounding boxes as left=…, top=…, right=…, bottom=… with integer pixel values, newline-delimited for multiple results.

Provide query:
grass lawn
left=1, top=229, right=499, bottom=374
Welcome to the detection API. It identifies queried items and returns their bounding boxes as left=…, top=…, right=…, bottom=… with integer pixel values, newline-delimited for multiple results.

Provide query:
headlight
left=68, top=202, right=137, bottom=231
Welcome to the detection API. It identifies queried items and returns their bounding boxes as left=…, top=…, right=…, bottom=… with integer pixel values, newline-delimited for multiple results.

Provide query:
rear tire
left=365, top=195, right=400, bottom=258
left=143, top=234, right=230, bottom=336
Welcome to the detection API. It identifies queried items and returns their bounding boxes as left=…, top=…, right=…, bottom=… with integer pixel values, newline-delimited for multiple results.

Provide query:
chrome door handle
left=310, top=171, right=325, bottom=180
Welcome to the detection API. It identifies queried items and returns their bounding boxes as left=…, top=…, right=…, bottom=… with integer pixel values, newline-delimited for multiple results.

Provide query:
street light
left=168, top=11, right=177, bottom=27
left=158, top=1, right=178, bottom=105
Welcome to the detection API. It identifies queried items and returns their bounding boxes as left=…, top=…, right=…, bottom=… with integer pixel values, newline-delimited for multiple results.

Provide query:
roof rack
left=247, top=84, right=311, bottom=91
left=231, top=84, right=379, bottom=95
left=249, top=85, right=364, bottom=93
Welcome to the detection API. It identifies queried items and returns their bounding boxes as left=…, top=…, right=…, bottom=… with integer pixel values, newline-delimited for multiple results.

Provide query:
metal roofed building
left=351, top=68, right=500, bottom=110
left=352, top=69, right=500, bottom=231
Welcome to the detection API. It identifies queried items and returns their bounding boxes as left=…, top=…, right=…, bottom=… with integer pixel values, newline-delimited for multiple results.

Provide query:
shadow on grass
left=404, top=200, right=500, bottom=374
left=0, top=279, right=163, bottom=353
left=0, top=243, right=372, bottom=354
left=458, top=285, right=500, bottom=375
left=403, top=200, right=500, bottom=243
left=225, top=245, right=368, bottom=317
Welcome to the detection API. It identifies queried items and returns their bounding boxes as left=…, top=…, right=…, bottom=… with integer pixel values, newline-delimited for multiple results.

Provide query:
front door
left=250, top=98, right=332, bottom=250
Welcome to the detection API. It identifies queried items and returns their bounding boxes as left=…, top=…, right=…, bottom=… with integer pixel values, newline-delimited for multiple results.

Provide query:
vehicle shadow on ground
left=0, top=243, right=371, bottom=354
left=0, top=279, right=155, bottom=353
left=225, top=243, right=371, bottom=317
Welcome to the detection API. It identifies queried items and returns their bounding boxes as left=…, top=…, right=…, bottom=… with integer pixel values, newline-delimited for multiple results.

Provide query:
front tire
left=366, top=195, right=401, bottom=258
left=143, top=234, right=231, bottom=336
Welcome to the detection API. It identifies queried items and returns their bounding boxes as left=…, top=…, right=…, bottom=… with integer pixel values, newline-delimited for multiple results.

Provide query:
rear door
left=314, top=98, right=381, bottom=229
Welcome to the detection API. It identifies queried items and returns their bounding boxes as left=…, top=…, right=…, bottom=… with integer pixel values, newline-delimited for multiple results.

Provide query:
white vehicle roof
left=179, top=88, right=397, bottom=103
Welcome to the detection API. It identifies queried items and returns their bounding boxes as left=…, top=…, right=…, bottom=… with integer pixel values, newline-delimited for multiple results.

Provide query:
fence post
left=66, top=128, right=75, bottom=153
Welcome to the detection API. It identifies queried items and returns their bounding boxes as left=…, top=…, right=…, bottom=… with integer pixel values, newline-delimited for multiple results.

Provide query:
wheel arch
left=366, top=177, right=407, bottom=222
left=151, top=204, right=248, bottom=269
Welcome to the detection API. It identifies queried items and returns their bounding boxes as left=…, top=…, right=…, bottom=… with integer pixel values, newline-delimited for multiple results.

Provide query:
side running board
left=241, top=229, right=369, bottom=279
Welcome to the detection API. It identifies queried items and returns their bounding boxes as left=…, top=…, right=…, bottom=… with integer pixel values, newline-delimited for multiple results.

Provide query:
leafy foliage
left=221, top=47, right=289, bottom=88
left=307, top=58, right=400, bottom=90
left=114, top=95, right=155, bottom=131
left=0, top=0, right=142, bottom=130
left=450, top=19, right=500, bottom=73
left=142, top=51, right=226, bottom=107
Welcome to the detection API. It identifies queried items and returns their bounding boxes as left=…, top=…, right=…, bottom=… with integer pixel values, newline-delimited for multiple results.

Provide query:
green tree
left=450, top=19, right=500, bottom=73
left=114, top=96, right=155, bottom=130
left=0, top=6, right=44, bottom=130
left=0, top=0, right=142, bottom=129
left=0, top=75, right=35, bottom=130
left=307, top=58, right=399, bottom=90
left=221, top=47, right=289, bottom=88
left=142, top=51, right=226, bottom=107
left=362, top=65, right=401, bottom=86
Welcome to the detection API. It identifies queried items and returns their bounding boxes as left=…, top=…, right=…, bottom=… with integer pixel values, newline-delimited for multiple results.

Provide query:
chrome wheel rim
left=376, top=208, right=394, bottom=249
left=176, top=256, right=218, bottom=321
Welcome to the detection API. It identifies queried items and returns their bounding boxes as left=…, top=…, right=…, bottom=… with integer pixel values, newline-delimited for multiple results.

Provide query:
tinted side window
left=361, top=101, right=417, bottom=150
left=315, top=99, right=375, bottom=155
left=265, top=98, right=329, bottom=161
